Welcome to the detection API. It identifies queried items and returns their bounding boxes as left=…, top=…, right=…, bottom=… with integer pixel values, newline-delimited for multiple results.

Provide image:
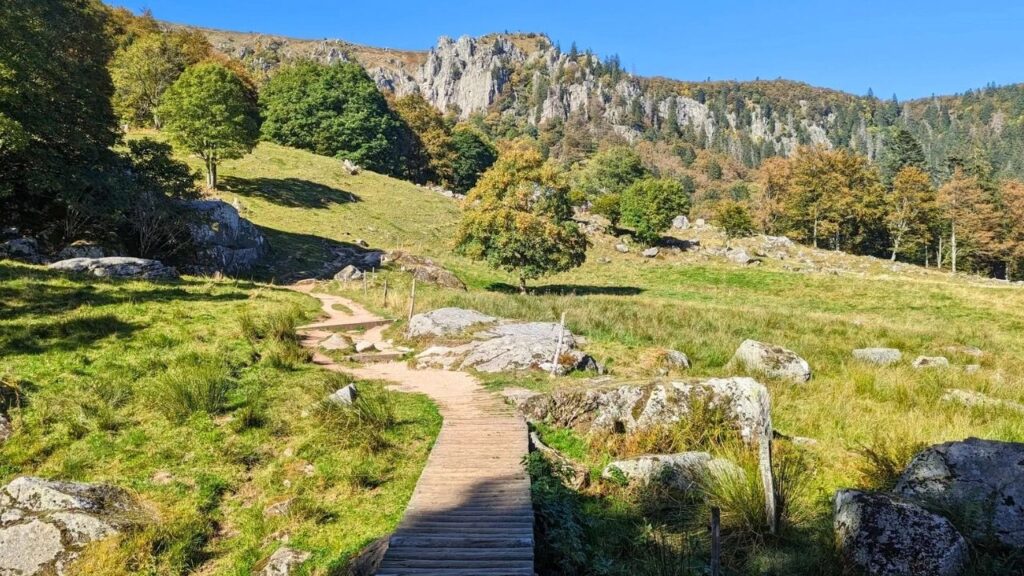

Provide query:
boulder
left=602, top=452, right=741, bottom=491
left=48, top=257, right=178, bottom=280
left=672, top=215, right=690, bottom=230
left=328, top=384, right=358, bottom=405
left=416, top=322, right=589, bottom=375
left=354, top=341, right=374, bottom=353
left=515, top=377, right=771, bottom=446
left=731, top=339, right=811, bottom=383
left=56, top=241, right=110, bottom=260
left=912, top=356, right=949, bottom=369
left=0, top=477, right=142, bottom=575
left=641, top=247, right=659, bottom=258
left=258, top=546, right=311, bottom=576
left=833, top=489, right=967, bottom=576
left=334, top=264, right=363, bottom=281
left=408, top=308, right=498, bottom=338
left=0, top=236, right=43, bottom=264
left=185, top=199, right=268, bottom=274
left=852, top=347, right=902, bottom=366
left=726, top=248, right=755, bottom=265
left=894, top=438, right=1024, bottom=549
left=386, top=251, right=466, bottom=290
left=661, top=349, right=691, bottom=371
left=615, top=243, right=629, bottom=253
left=318, top=333, right=350, bottom=351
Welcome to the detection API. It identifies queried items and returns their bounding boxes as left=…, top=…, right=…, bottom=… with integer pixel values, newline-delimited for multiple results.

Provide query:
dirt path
left=292, top=285, right=534, bottom=576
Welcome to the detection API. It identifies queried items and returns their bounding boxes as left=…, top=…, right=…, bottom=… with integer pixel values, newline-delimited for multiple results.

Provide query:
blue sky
left=108, top=0, right=1024, bottom=99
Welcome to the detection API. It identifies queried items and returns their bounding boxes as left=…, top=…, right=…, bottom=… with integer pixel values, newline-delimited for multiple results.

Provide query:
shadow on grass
left=220, top=176, right=360, bottom=209
left=245, top=227, right=373, bottom=284
left=485, top=283, right=644, bottom=296
left=1, top=314, right=140, bottom=354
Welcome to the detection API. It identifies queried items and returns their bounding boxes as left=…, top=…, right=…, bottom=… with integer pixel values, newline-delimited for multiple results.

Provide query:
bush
left=715, top=200, right=755, bottom=239
left=620, top=178, right=689, bottom=246
left=525, top=452, right=590, bottom=574
left=152, top=354, right=234, bottom=422
left=590, top=193, right=622, bottom=227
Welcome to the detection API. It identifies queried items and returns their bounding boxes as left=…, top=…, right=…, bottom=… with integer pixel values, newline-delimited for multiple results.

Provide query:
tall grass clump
left=316, top=374, right=396, bottom=453
left=237, top=304, right=311, bottom=369
left=855, top=435, right=926, bottom=491
left=152, top=354, right=234, bottom=422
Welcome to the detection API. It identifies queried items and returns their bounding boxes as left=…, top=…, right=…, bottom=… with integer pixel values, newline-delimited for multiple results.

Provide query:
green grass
left=0, top=262, right=441, bottom=575
left=143, top=138, right=1024, bottom=574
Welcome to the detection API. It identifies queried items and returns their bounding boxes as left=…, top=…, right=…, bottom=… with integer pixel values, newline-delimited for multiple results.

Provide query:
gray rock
left=912, top=356, right=950, bottom=369
left=641, top=247, right=659, bottom=258
left=672, top=215, right=690, bottom=229
left=695, top=218, right=706, bottom=227
left=516, top=377, right=771, bottom=445
left=386, top=251, right=466, bottom=290
left=615, top=243, right=629, bottom=253
left=263, top=498, right=294, bottom=517
left=732, top=339, right=811, bottom=383
left=663, top=349, right=691, bottom=370
left=895, top=438, right=1024, bottom=549
left=408, top=308, right=498, bottom=338
left=341, top=158, right=361, bottom=175
left=963, top=364, right=981, bottom=374
left=852, top=347, right=902, bottom=366
left=0, top=414, right=9, bottom=444
left=258, top=546, right=311, bottom=576
left=333, top=264, right=363, bottom=281
left=945, top=345, right=984, bottom=358
left=48, top=257, right=178, bottom=280
left=602, top=452, right=741, bottom=491
left=834, top=489, right=967, bottom=576
left=56, top=241, right=110, bottom=260
left=0, top=477, right=141, bottom=575
left=318, top=333, right=350, bottom=351
left=328, top=384, right=358, bottom=405
left=940, top=389, right=1024, bottom=412
left=462, top=322, right=583, bottom=375
left=0, top=236, right=43, bottom=264
left=354, top=340, right=374, bottom=353
left=726, top=248, right=754, bottom=265
left=185, top=199, right=268, bottom=274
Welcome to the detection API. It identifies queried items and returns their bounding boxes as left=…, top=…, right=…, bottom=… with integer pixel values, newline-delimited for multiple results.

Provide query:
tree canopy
left=455, top=140, right=587, bottom=292
left=158, top=62, right=259, bottom=189
left=619, top=178, right=689, bottom=245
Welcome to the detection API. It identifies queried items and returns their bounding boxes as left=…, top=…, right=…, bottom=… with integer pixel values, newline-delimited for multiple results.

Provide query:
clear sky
left=107, top=0, right=1024, bottom=100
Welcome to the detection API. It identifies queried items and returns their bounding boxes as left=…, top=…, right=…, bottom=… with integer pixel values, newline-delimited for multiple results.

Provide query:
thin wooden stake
left=362, top=272, right=367, bottom=296
left=383, top=279, right=389, bottom=307
left=549, top=311, right=567, bottom=376
left=406, top=278, right=417, bottom=336
left=757, top=388, right=778, bottom=535
left=711, top=507, right=721, bottom=576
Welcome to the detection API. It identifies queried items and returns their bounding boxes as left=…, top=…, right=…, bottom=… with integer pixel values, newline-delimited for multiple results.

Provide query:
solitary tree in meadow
left=455, top=139, right=588, bottom=293
left=157, top=62, right=258, bottom=189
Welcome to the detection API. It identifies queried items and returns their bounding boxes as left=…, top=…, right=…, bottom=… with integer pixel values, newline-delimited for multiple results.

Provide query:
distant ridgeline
left=193, top=26, right=1024, bottom=179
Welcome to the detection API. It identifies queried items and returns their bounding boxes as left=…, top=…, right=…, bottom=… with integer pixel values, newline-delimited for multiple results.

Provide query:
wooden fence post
left=383, top=279, right=389, bottom=308
left=406, top=278, right=417, bottom=336
left=758, top=388, right=778, bottom=535
left=711, top=506, right=721, bottom=576
left=549, top=311, right=567, bottom=376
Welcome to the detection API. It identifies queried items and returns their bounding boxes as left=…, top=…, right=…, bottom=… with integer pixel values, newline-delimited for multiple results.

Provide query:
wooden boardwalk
left=293, top=286, right=534, bottom=576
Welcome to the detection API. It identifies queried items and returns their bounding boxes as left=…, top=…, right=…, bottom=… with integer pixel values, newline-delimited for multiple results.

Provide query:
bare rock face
left=48, top=257, right=179, bottom=280
left=853, top=347, right=902, bottom=366
left=731, top=339, right=811, bottom=383
left=894, top=438, right=1024, bottom=549
left=602, top=452, right=742, bottom=491
left=408, top=308, right=498, bottom=338
left=185, top=199, right=268, bottom=274
left=834, top=489, right=967, bottom=576
left=0, top=477, right=142, bottom=575
left=512, top=377, right=771, bottom=446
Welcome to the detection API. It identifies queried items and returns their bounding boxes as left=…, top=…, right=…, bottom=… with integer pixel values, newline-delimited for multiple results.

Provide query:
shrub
left=590, top=193, right=622, bottom=227
left=715, top=199, right=756, bottom=239
left=620, top=178, right=689, bottom=246
left=152, top=355, right=234, bottom=422
left=317, top=380, right=396, bottom=453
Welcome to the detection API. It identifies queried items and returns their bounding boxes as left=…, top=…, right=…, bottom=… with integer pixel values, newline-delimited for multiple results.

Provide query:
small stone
left=641, top=247, right=659, bottom=258
left=732, top=339, right=811, bottom=383
left=614, top=243, right=629, bottom=253
left=151, top=471, right=174, bottom=485
left=328, top=384, right=358, bottom=405
left=663, top=349, right=691, bottom=370
left=963, top=364, right=981, bottom=374
left=264, top=498, right=294, bottom=517
left=354, top=239, right=370, bottom=248
left=672, top=215, right=690, bottom=229
left=319, top=333, right=350, bottom=351
left=333, top=265, right=363, bottom=281
left=912, top=356, right=949, bottom=369
left=258, top=546, right=311, bottom=576
left=354, top=341, right=374, bottom=353
left=852, top=347, right=902, bottom=366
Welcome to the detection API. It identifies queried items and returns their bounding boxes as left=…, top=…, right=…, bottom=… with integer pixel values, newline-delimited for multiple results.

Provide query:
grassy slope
left=0, top=263, right=440, bottom=574
left=190, top=141, right=1024, bottom=572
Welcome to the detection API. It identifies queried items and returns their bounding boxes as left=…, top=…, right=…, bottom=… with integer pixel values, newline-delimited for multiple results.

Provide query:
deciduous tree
left=619, top=178, right=689, bottom=245
left=158, top=62, right=259, bottom=189
left=455, top=140, right=588, bottom=293
left=937, top=168, right=997, bottom=273
left=886, top=166, right=936, bottom=260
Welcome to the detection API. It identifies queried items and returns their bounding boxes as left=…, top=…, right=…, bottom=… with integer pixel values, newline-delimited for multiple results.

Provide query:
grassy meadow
left=176, top=140, right=1024, bottom=573
left=0, top=262, right=441, bottom=575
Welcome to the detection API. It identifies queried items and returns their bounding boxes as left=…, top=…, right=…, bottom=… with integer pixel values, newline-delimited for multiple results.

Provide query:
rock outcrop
left=731, top=339, right=811, bottom=383
left=0, top=234, right=43, bottom=264
left=602, top=452, right=741, bottom=491
left=386, top=251, right=466, bottom=290
left=185, top=199, right=268, bottom=274
left=833, top=489, right=967, bottom=576
left=49, top=257, right=179, bottom=280
left=894, top=438, right=1024, bottom=549
left=408, top=308, right=498, bottom=338
left=852, top=347, right=902, bottom=366
left=0, top=477, right=143, bottom=575
left=510, top=377, right=771, bottom=445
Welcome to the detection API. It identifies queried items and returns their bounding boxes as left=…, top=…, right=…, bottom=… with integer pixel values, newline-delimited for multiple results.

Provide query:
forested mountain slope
left=191, top=25, right=1024, bottom=178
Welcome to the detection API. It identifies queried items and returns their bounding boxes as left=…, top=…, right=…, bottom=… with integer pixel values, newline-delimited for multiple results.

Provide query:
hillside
left=192, top=26, right=1024, bottom=178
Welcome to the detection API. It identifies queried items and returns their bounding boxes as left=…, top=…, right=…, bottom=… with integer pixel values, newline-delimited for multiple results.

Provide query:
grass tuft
left=151, top=354, right=234, bottom=423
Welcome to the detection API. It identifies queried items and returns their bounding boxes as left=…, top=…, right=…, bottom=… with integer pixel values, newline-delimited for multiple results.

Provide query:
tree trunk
left=518, top=276, right=527, bottom=295
left=812, top=217, right=818, bottom=248
left=950, top=224, right=958, bottom=274
left=938, top=236, right=944, bottom=269
left=1007, top=260, right=1013, bottom=283
left=890, top=237, right=900, bottom=261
